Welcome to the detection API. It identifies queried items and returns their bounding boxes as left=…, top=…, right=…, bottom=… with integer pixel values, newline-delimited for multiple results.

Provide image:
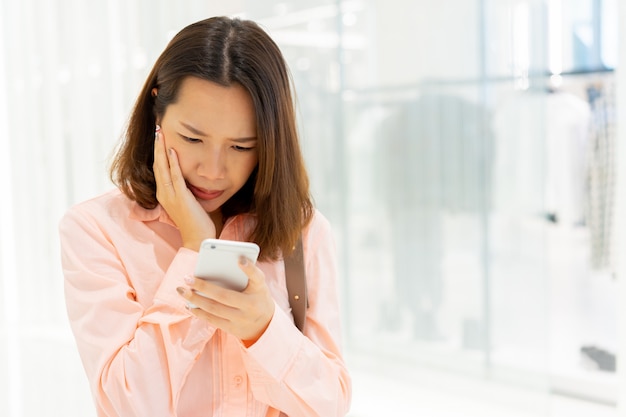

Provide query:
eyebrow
left=180, top=121, right=207, bottom=136
left=180, top=121, right=257, bottom=142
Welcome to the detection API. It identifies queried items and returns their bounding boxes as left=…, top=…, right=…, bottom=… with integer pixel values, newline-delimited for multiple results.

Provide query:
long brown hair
left=110, top=16, right=313, bottom=260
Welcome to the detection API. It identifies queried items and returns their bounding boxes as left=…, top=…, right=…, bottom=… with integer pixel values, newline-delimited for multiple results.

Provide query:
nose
left=197, top=146, right=226, bottom=180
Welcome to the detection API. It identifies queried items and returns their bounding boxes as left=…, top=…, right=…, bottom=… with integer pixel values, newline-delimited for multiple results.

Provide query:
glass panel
left=1, top=0, right=618, bottom=415
left=244, top=0, right=346, bottom=217
left=249, top=0, right=557, bottom=411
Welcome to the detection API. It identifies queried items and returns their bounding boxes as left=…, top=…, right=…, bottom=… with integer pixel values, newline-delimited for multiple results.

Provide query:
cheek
left=172, top=147, right=194, bottom=177
left=242, top=156, right=258, bottom=179
left=228, top=156, right=257, bottom=188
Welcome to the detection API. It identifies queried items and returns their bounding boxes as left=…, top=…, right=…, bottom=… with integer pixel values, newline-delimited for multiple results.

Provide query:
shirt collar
left=128, top=201, right=178, bottom=228
left=127, top=199, right=255, bottom=235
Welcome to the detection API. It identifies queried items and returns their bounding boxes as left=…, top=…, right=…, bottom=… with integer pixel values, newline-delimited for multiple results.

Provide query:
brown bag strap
left=280, top=237, right=308, bottom=416
left=280, top=237, right=309, bottom=417
left=284, top=236, right=307, bottom=333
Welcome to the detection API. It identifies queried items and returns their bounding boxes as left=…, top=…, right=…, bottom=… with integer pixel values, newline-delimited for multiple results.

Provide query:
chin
left=198, top=199, right=224, bottom=214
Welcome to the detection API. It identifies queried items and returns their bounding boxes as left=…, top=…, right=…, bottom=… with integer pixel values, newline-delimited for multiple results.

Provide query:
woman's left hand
left=177, top=256, right=275, bottom=346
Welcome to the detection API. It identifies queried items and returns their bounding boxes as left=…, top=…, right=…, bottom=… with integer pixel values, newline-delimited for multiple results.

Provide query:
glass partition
left=0, top=0, right=618, bottom=415
left=247, top=0, right=618, bottom=411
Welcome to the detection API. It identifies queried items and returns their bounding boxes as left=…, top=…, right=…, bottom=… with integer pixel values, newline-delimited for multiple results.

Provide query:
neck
left=210, top=210, right=224, bottom=237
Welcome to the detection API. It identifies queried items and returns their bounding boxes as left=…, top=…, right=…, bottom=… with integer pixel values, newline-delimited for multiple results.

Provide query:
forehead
left=165, top=77, right=256, bottom=137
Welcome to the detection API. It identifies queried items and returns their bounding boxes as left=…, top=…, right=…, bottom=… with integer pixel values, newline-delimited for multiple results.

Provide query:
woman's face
left=158, top=77, right=258, bottom=215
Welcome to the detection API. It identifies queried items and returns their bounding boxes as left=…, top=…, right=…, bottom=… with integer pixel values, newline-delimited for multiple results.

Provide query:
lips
left=188, top=184, right=224, bottom=200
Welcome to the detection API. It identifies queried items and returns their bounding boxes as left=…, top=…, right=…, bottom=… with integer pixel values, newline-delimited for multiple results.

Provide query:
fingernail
left=155, top=124, right=161, bottom=132
left=239, top=256, right=248, bottom=266
left=155, top=125, right=160, bottom=140
left=176, top=286, right=186, bottom=296
left=184, top=275, right=195, bottom=285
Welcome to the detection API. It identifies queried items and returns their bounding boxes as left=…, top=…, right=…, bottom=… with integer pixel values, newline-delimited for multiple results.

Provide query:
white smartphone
left=194, top=238, right=260, bottom=291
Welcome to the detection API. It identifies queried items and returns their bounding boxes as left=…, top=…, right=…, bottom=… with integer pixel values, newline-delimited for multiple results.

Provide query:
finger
left=177, top=285, right=235, bottom=312
left=238, top=256, right=265, bottom=292
left=188, top=305, right=233, bottom=328
left=180, top=288, right=246, bottom=333
left=181, top=294, right=233, bottom=328
left=153, top=126, right=174, bottom=189
left=187, top=277, right=245, bottom=308
left=165, top=147, right=187, bottom=193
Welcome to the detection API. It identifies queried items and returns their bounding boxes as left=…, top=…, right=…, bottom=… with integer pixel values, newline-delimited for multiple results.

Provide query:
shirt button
left=234, top=376, right=243, bottom=386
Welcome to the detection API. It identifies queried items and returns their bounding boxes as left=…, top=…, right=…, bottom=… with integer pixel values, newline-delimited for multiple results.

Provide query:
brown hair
left=109, top=16, right=313, bottom=260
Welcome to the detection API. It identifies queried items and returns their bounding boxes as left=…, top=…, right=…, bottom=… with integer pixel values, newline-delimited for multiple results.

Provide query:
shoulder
left=304, top=208, right=331, bottom=231
left=63, top=188, right=132, bottom=216
left=59, top=188, right=136, bottom=231
left=302, top=209, right=336, bottom=249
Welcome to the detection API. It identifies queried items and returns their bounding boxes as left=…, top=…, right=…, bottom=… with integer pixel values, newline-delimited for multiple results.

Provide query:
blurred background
left=1, top=0, right=625, bottom=416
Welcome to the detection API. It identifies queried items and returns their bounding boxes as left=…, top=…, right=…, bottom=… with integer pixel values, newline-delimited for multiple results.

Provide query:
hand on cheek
left=153, top=126, right=216, bottom=251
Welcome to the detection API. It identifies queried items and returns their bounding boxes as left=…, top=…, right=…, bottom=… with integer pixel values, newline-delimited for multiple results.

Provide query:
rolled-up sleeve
left=60, top=205, right=215, bottom=417
left=241, top=212, right=352, bottom=417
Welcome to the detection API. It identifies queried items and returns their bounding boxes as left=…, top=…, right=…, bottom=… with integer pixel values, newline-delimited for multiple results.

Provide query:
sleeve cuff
left=153, top=247, right=198, bottom=311
left=242, top=303, right=304, bottom=381
left=143, top=247, right=216, bottom=343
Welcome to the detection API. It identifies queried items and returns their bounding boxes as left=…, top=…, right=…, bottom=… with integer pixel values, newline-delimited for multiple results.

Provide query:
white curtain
left=0, top=2, right=244, bottom=416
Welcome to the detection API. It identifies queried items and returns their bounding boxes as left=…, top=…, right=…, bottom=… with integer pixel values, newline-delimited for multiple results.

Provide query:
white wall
left=372, top=0, right=481, bottom=86
left=616, top=1, right=626, bottom=414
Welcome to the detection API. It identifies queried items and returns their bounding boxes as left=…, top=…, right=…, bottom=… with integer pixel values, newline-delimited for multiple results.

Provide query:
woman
left=59, top=16, right=351, bottom=417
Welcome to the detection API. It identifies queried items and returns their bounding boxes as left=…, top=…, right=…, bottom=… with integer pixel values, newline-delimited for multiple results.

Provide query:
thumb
left=239, top=255, right=263, bottom=290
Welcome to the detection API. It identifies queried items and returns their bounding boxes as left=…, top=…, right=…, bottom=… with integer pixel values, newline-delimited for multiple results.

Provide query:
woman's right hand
left=153, top=125, right=216, bottom=251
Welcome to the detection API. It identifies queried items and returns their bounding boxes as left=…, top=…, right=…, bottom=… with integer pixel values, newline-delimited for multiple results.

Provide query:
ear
left=151, top=88, right=161, bottom=125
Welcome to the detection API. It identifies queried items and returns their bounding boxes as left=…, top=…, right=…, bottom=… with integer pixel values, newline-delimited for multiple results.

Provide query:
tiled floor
left=345, top=216, right=620, bottom=416
left=0, top=332, right=620, bottom=417
left=344, top=221, right=620, bottom=416
left=346, top=365, right=619, bottom=417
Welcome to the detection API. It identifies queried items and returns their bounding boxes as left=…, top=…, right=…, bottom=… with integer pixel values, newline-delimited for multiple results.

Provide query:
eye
left=181, top=135, right=202, bottom=143
left=233, top=145, right=255, bottom=152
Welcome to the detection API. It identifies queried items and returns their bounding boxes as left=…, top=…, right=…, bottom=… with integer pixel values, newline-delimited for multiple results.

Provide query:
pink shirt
left=59, top=189, right=351, bottom=417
